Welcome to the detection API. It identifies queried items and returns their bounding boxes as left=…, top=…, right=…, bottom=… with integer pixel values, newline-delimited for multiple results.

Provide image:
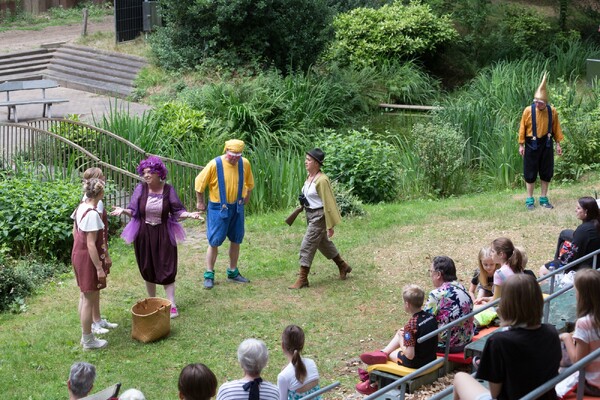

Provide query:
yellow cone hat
left=534, top=72, right=548, bottom=103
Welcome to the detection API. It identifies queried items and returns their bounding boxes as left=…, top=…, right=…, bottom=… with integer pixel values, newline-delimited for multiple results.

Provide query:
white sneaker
left=92, top=322, right=109, bottom=334
left=82, top=335, right=108, bottom=350
left=96, top=318, right=118, bottom=329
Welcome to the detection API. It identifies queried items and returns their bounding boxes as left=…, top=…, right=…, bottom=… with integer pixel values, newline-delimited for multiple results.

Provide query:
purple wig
left=136, top=156, right=168, bottom=180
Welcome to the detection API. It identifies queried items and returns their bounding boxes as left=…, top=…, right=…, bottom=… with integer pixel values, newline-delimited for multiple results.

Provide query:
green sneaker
left=539, top=197, right=554, bottom=209
left=525, top=197, right=535, bottom=210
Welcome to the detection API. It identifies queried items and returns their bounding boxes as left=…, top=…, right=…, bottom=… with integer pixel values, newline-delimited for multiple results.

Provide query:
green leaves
left=149, top=0, right=334, bottom=72
left=0, top=177, right=80, bottom=262
left=320, top=128, right=400, bottom=203
left=412, top=122, right=466, bottom=197
left=328, top=0, right=458, bottom=67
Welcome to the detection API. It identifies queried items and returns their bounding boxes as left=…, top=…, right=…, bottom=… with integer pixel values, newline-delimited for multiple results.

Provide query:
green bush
left=332, top=180, right=366, bottom=217
left=496, top=4, right=553, bottom=59
left=149, top=0, right=334, bottom=72
left=151, top=101, right=208, bottom=154
left=412, top=122, right=466, bottom=197
left=0, top=176, right=80, bottom=262
left=320, top=128, right=399, bottom=203
left=553, top=81, right=600, bottom=181
left=328, top=0, right=458, bottom=67
left=0, top=255, right=69, bottom=313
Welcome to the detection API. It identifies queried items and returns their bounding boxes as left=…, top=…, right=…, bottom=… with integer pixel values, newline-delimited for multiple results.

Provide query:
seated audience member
left=278, top=325, right=321, bottom=400
left=469, top=247, right=498, bottom=303
left=217, top=339, right=279, bottom=400
left=540, top=196, right=600, bottom=276
left=470, top=274, right=561, bottom=400
left=356, top=284, right=438, bottom=395
left=559, top=269, right=600, bottom=396
left=489, top=237, right=526, bottom=301
left=67, top=362, right=96, bottom=400
left=179, top=363, right=218, bottom=400
left=452, top=372, right=492, bottom=400
left=425, top=256, right=474, bottom=352
left=119, top=388, right=146, bottom=400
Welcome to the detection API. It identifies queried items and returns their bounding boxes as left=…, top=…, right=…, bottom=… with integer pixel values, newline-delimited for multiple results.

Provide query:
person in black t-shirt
left=540, top=196, right=600, bottom=276
left=456, top=274, right=561, bottom=400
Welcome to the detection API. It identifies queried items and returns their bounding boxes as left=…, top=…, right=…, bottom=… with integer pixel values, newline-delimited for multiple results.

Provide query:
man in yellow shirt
left=518, top=73, right=564, bottom=210
left=195, top=139, right=254, bottom=289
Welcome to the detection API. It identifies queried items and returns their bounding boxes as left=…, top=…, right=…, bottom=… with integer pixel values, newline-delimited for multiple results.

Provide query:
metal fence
left=115, top=0, right=143, bottom=42
left=2, top=119, right=204, bottom=211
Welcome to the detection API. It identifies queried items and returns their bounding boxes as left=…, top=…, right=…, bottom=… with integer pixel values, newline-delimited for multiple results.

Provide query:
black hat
left=306, top=148, right=325, bottom=165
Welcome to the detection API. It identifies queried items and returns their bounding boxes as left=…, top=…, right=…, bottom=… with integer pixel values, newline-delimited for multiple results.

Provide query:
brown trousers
left=299, top=208, right=339, bottom=267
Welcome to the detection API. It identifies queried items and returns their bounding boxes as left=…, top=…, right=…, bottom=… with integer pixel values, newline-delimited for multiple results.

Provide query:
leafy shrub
left=412, top=122, right=466, bottom=197
left=332, top=181, right=366, bottom=217
left=496, top=4, right=553, bottom=59
left=328, top=0, right=458, bottom=67
left=149, top=0, right=334, bottom=72
left=552, top=81, right=600, bottom=181
left=0, top=255, right=69, bottom=313
left=151, top=101, right=208, bottom=154
left=320, top=128, right=399, bottom=203
left=0, top=176, right=80, bottom=262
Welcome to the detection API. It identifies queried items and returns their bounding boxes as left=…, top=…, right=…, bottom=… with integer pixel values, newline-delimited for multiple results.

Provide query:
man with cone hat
left=289, top=148, right=352, bottom=289
left=195, top=139, right=254, bottom=289
left=518, top=72, right=564, bottom=210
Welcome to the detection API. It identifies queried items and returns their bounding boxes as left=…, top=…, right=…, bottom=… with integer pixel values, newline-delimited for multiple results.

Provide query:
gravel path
left=0, top=15, right=114, bottom=54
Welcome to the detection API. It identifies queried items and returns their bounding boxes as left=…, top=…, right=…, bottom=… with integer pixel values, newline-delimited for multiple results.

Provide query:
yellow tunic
left=518, top=105, right=564, bottom=145
left=194, top=156, right=254, bottom=204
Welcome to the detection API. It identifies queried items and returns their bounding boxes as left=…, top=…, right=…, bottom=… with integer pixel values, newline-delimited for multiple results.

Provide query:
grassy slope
left=1, top=174, right=598, bottom=398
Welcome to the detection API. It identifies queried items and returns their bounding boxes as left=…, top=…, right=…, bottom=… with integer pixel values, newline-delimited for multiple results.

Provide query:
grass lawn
left=1, top=175, right=598, bottom=399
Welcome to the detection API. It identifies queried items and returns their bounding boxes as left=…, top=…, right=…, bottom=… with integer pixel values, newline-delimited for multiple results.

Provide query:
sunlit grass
left=2, top=172, right=599, bottom=398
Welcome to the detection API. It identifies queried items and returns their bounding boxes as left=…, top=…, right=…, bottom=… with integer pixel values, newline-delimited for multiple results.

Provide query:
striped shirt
left=217, top=379, right=279, bottom=400
left=573, top=315, right=600, bottom=389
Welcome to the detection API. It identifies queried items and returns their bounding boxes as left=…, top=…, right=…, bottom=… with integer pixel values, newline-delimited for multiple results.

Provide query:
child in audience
left=452, top=372, right=492, bottom=400
left=490, top=237, right=525, bottom=301
left=559, top=268, right=600, bottom=396
left=356, top=284, right=438, bottom=395
left=470, top=247, right=498, bottom=305
left=179, top=363, right=218, bottom=400
left=277, top=325, right=321, bottom=400
left=470, top=274, right=561, bottom=400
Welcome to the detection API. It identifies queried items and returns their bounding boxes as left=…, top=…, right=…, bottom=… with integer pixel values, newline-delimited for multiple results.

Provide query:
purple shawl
left=121, top=183, right=187, bottom=246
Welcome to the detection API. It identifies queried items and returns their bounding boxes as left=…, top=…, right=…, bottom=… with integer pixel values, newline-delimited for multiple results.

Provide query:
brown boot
left=288, top=266, right=310, bottom=289
left=332, top=254, right=352, bottom=280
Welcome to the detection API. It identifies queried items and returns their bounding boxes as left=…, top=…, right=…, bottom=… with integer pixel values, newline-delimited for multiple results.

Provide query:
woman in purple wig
left=110, top=156, right=202, bottom=318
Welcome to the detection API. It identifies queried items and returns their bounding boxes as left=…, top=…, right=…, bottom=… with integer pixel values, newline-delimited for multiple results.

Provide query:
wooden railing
left=0, top=118, right=204, bottom=210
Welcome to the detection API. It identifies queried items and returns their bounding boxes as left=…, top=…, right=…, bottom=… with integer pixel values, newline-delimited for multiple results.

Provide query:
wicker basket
left=131, top=297, right=171, bottom=343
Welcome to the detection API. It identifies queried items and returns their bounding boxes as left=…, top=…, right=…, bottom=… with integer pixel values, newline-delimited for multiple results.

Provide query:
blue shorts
left=206, top=201, right=245, bottom=247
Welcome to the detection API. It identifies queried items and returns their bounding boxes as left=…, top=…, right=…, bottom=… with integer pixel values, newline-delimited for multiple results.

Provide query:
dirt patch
left=0, top=15, right=114, bottom=54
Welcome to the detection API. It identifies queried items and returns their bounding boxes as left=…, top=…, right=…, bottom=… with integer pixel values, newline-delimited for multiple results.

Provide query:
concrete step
left=0, top=53, right=53, bottom=68
left=0, top=64, right=48, bottom=79
left=59, top=44, right=147, bottom=69
left=51, top=53, right=140, bottom=79
left=0, top=48, right=52, bottom=62
left=0, top=72, right=44, bottom=82
left=0, top=60, right=49, bottom=73
left=46, top=63, right=134, bottom=87
left=42, top=69, right=132, bottom=98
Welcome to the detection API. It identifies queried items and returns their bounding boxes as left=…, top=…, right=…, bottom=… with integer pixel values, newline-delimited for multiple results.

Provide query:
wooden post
left=82, top=7, right=88, bottom=36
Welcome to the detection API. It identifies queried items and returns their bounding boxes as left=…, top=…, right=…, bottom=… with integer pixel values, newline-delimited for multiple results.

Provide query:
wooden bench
left=367, top=359, right=444, bottom=394
left=0, top=79, right=69, bottom=122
